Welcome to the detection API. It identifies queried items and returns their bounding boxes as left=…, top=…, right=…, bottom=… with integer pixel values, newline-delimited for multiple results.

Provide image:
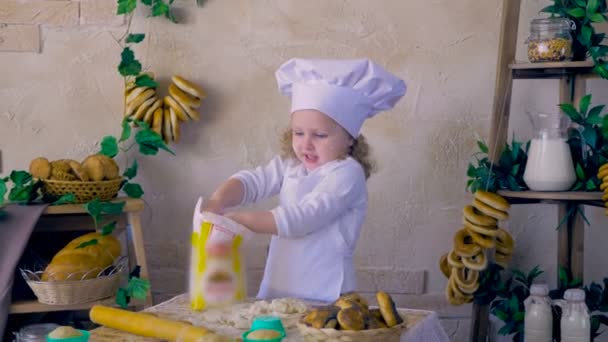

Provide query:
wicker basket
left=296, top=309, right=420, bottom=342
left=21, top=258, right=126, bottom=305
left=42, top=178, right=123, bottom=204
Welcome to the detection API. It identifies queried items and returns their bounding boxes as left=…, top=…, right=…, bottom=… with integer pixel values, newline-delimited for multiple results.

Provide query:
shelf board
left=43, top=197, right=144, bottom=215
left=498, top=190, right=605, bottom=206
left=9, top=297, right=115, bottom=314
left=509, top=60, right=595, bottom=79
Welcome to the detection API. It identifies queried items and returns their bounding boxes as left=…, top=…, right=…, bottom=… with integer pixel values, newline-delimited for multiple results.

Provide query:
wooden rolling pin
left=90, top=305, right=234, bottom=342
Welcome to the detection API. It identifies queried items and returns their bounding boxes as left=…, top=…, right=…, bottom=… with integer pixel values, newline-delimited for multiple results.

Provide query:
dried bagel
left=29, top=157, right=51, bottom=179
left=82, top=156, right=104, bottom=181
left=68, top=161, right=89, bottom=181
left=376, top=291, right=403, bottom=327
left=337, top=307, right=365, bottom=330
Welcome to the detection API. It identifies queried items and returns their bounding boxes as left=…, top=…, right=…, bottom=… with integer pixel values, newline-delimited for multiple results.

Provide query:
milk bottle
left=523, top=112, right=576, bottom=191
left=558, top=289, right=590, bottom=342
left=524, top=284, right=553, bottom=342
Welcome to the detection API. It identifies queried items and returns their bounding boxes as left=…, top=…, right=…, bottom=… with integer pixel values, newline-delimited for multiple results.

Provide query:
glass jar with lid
left=527, top=18, right=574, bottom=62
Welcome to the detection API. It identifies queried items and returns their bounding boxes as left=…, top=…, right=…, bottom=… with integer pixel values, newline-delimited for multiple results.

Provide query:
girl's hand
left=201, top=198, right=223, bottom=214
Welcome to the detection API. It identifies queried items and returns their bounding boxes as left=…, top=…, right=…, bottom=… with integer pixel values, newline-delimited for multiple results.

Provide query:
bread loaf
left=42, top=232, right=121, bottom=281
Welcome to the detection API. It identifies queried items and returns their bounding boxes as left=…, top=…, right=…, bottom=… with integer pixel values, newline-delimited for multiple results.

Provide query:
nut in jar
left=527, top=18, right=574, bottom=63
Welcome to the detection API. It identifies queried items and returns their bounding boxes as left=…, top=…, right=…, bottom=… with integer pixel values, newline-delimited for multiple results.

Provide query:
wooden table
left=89, top=294, right=448, bottom=342
left=9, top=197, right=152, bottom=314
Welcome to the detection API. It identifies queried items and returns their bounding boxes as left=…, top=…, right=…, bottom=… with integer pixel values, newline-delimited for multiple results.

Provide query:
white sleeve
left=271, top=161, right=366, bottom=238
left=229, top=155, right=286, bottom=206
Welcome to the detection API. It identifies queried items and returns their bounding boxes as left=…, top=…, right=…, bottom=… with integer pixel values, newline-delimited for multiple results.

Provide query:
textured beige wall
left=3, top=0, right=608, bottom=340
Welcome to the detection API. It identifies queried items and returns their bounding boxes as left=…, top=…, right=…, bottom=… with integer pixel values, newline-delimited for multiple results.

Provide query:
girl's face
left=290, top=109, right=353, bottom=171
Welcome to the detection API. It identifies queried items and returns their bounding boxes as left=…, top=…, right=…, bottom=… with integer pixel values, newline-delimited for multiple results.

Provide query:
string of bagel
left=440, top=103, right=515, bottom=305
left=124, top=74, right=206, bottom=144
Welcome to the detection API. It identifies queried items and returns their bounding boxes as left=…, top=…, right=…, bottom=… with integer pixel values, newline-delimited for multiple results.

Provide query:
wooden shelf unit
left=470, top=1, right=603, bottom=340
left=8, top=197, right=152, bottom=315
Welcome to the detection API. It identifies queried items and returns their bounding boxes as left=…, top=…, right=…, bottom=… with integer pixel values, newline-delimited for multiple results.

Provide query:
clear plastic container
left=13, top=323, right=59, bottom=342
left=557, top=289, right=591, bottom=342
left=524, top=284, right=553, bottom=342
left=523, top=112, right=576, bottom=191
left=527, top=18, right=574, bottom=62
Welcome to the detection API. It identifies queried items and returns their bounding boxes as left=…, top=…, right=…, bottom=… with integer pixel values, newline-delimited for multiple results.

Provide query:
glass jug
left=523, top=112, right=576, bottom=191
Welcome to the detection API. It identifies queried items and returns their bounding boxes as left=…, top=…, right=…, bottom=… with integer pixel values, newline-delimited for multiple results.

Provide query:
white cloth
left=230, top=156, right=367, bottom=302
left=276, top=58, right=407, bottom=137
left=401, top=310, right=450, bottom=342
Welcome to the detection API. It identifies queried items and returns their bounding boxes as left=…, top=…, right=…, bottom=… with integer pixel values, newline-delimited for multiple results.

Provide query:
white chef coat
left=230, top=155, right=367, bottom=302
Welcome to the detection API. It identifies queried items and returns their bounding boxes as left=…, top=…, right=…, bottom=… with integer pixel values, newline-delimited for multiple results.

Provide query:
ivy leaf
left=587, top=0, right=600, bottom=15
left=590, top=13, right=606, bottom=22
left=118, top=47, right=142, bottom=77
left=116, top=288, right=129, bottom=308
left=579, top=94, right=592, bottom=116
left=84, top=198, right=104, bottom=227
left=76, top=238, right=99, bottom=249
left=513, top=311, right=525, bottom=322
left=477, top=140, right=489, bottom=154
left=10, top=171, right=32, bottom=186
left=560, top=103, right=583, bottom=123
left=101, top=221, right=117, bottom=235
left=494, top=309, right=507, bottom=321
left=540, top=5, right=559, bottom=14
left=141, top=0, right=153, bottom=5
left=568, top=7, right=587, bottom=18
left=123, top=183, right=144, bottom=198
left=127, top=277, right=150, bottom=300
left=100, top=136, right=119, bottom=157
left=151, top=1, right=169, bottom=17
left=587, top=105, right=605, bottom=125
left=101, top=201, right=126, bottom=215
left=123, top=159, right=138, bottom=179
left=53, top=193, right=75, bottom=205
left=467, top=164, right=476, bottom=178
left=586, top=179, right=597, bottom=190
left=576, top=163, right=585, bottom=180
left=575, top=0, right=586, bottom=7
left=559, top=267, right=568, bottom=287
left=581, top=26, right=593, bottom=46
left=117, top=0, right=137, bottom=15
left=135, top=129, right=175, bottom=156
left=125, top=33, right=145, bottom=44
left=135, top=74, right=158, bottom=88
left=582, top=126, right=598, bottom=148
left=119, top=118, right=132, bottom=142
left=0, top=179, right=6, bottom=203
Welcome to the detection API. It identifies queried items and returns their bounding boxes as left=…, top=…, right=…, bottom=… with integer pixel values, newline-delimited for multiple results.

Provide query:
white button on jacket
left=231, top=156, right=368, bottom=302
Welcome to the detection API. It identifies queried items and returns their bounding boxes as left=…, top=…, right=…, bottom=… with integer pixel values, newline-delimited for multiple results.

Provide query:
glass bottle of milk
left=524, top=284, right=553, bottom=342
left=557, top=289, right=590, bottom=342
left=523, top=112, right=576, bottom=191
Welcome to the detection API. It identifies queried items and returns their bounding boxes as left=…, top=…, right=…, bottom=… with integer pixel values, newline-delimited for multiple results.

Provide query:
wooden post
left=556, top=74, right=586, bottom=283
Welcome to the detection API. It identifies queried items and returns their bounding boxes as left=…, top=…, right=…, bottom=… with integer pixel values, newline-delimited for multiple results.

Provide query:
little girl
left=203, top=58, right=406, bottom=302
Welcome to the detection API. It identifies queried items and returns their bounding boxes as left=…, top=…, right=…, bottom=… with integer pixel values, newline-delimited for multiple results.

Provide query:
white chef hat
left=275, top=58, right=407, bottom=137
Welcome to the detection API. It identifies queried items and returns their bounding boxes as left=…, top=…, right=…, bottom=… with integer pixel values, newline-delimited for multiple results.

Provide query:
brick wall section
left=0, top=0, right=120, bottom=53
left=0, top=24, right=40, bottom=52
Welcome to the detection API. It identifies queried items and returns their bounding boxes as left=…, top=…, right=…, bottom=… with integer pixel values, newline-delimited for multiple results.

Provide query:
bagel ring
left=461, top=250, right=488, bottom=271
left=447, top=250, right=464, bottom=268
left=474, top=190, right=511, bottom=211
left=472, top=199, right=509, bottom=221
left=463, top=205, right=497, bottom=226
left=465, top=226, right=496, bottom=249
left=453, top=228, right=482, bottom=258
left=602, top=192, right=608, bottom=202
left=448, top=273, right=473, bottom=303
left=445, top=281, right=464, bottom=305
left=598, top=167, right=608, bottom=180
left=601, top=182, right=608, bottom=191
left=451, top=267, right=479, bottom=294
left=495, top=253, right=511, bottom=268
left=463, top=218, right=499, bottom=237
left=439, top=253, right=451, bottom=278
left=495, top=228, right=514, bottom=255
left=600, top=163, right=608, bottom=173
